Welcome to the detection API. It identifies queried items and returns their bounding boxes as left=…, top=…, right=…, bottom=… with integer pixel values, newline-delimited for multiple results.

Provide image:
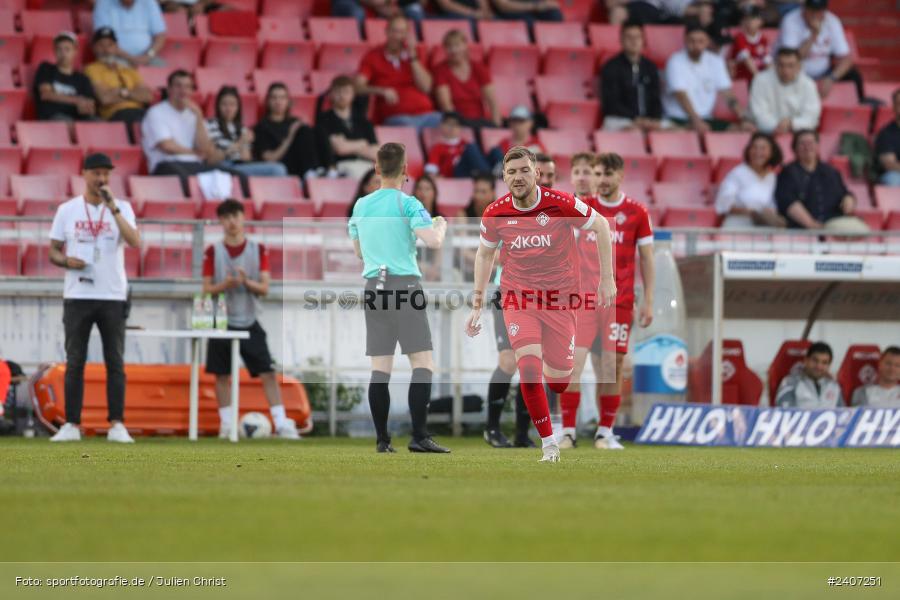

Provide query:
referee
left=348, top=142, right=450, bottom=454
left=47, top=153, right=141, bottom=443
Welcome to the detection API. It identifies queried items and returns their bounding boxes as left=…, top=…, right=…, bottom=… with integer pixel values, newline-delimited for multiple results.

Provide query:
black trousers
left=63, top=299, right=127, bottom=424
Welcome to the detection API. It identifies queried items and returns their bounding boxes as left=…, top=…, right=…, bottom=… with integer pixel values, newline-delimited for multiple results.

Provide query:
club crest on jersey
left=508, top=323, right=519, bottom=337
left=536, top=212, right=550, bottom=226
left=615, top=212, right=626, bottom=225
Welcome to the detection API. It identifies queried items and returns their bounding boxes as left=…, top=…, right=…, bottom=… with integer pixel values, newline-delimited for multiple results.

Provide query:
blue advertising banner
left=636, top=403, right=900, bottom=448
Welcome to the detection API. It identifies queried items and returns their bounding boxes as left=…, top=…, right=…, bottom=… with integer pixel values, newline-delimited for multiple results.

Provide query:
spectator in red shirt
left=355, top=15, right=441, bottom=130
left=425, top=112, right=490, bottom=178
left=486, top=105, right=545, bottom=172
left=433, top=29, right=501, bottom=128
left=729, top=5, right=772, bottom=81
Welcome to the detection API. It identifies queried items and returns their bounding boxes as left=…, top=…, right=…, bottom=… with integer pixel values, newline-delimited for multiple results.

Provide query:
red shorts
left=502, top=304, right=576, bottom=372
left=578, top=304, right=635, bottom=354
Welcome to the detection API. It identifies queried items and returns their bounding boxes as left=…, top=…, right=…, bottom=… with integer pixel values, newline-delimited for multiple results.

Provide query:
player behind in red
left=570, top=152, right=655, bottom=450
left=465, top=146, right=616, bottom=462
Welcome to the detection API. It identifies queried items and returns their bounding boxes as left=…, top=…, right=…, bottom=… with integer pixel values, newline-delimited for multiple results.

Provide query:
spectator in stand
left=728, top=5, right=771, bottom=81
left=434, top=30, right=501, bottom=128
left=600, top=20, right=665, bottom=132
left=85, top=27, right=153, bottom=129
left=333, top=0, right=425, bottom=33
left=316, top=75, right=379, bottom=180
left=206, top=86, right=288, bottom=179
left=141, top=70, right=215, bottom=191
left=874, top=89, right=900, bottom=187
left=775, top=129, right=864, bottom=231
left=457, top=173, right=496, bottom=279
left=346, top=168, right=381, bottom=218
left=662, top=22, right=752, bottom=132
left=749, top=47, right=821, bottom=135
left=356, top=16, right=440, bottom=131
left=536, top=153, right=557, bottom=187
left=433, top=0, right=495, bottom=24
left=606, top=0, right=706, bottom=26
left=425, top=112, right=490, bottom=179
left=715, top=133, right=786, bottom=229
left=490, top=0, right=562, bottom=27
left=777, top=0, right=864, bottom=101
left=160, top=0, right=220, bottom=15
left=486, top=105, right=545, bottom=170
left=93, top=0, right=167, bottom=68
left=412, top=174, right=442, bottom=280
left=34, top=32, right=97, bottom=122
left=253, top=83, right=322, bottom=180
left=852, top=347, right=900, bottom=408
left=776, top=342, right=843, bottom=408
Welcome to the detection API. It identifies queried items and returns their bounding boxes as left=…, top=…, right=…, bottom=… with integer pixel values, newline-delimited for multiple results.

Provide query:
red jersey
left=480, top=186, right=596, bottom=301
left=729, top=31, right=771, bottom=80
left=359, top=45, right=435, bottom=123
left=426, top=139, right=467, bottom=177
left=432, top=60, right=491, bottom=121
left=202, top=240, right=269, bottom=278
left=590, top=192, right=653, bottom=306
left=574, top=194, right=602, bottom=294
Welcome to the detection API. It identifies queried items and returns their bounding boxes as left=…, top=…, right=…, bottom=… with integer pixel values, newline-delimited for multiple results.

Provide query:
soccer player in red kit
left=465, top=146, right=616, bottom=462
left=566, top=152, right=655, bottom=450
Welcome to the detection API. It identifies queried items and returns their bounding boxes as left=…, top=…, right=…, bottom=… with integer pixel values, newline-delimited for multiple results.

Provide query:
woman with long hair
left=252, top=82, right=322, bottom=179
left=206, top=86, right=287, bottom=177
left=715, top=132, right=786, bottom=229
left=412, top=174, right=442, bottom=280
left=346, top=168, right=381, bottom=218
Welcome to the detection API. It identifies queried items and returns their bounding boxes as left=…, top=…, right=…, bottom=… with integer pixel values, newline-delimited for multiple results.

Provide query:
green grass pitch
left=1, top=437, right=898, bottom=598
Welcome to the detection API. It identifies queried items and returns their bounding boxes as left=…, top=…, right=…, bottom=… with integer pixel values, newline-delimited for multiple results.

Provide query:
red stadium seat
left=875, top=186, right=900, bottom=212
left=261, top=0, right=314, bottom=17
left=308, top=70, right=340, bottom=96
left=559, top=0, right=597, bottom=22
left=662, top=207, right=717, bottom=227
left=188, top=175, right=245, bottom=200
left=0, top=64, right=13, bottom=89
left=821, top=81, right=858, bottom=107
left=16, top=121, right=72, bottom=152
left=837, top=345, right=882, bottom=406
left=70, top=174, right=127, bottom=199
left=290, top=94, right=317, bottom=124
left=90, top=147, right=143, bottom=177
left=25, top=148, right=83, bottom=175
left=10, top=174, right=67, bottom=201
left=767, top=339, right=812, bottom=404
left=249, top=175, right=304, bottom=203
left=422, top=125, right=475, bottom=152
left=886, top=211, right=900, bottom=231
left=258, top=16, right=304, bottom=42
left=195, top=67, right=252, bottom=96
left=477, top=21, right=529, bottom=50
left=203, top=39, right=259, bottom=74
left=713, top=79, right=749, bottom=122
left=422, top=20, right=471, bottom=46
left=487, top=45, right=540, bottom=79
left=142, top=246, right=194, bottom=279
left=256, top=200, right=315, bottom=222
left=433, top=177, right=474, bottom=211
left=537, top=129, right=590, bottom=156
left=853, top=207, right=884, bottom=231
left=0, top=89, right=24, bottom=124
left=873, top=105, right=894, bottom=136
left=21, top=10, right=73, bottom=37
left=364, top=19, right=388, bottom=45
left=593, top=130, right=647, bottom=156
left=491, top=76, right=533, bottom=117
left=588, top=24, right=621, bottom=59
left=137, top=66, right=170, bottom=95
left=651, top=182, right=709, bottom=207
left=306, top=177, right=357, bottom=211
left=163, top=13, right=192, bottom=38
left=0, top=242, right=18, bottom=275
left=157, top=37, right=203, bottom=71
left=846, top=183, right=872, bottom=207
left=621, top=155, right=658, bottom=185
left=74, top=122, right=132, bottom=149
left=259, top=40, right=316, bottom=71
left=317, top=42, right=370, bottom=73
left=308, top=17, right=361, bottom=44
left=0, top=147, right=21, bottom=177
left=541, top=47, right=597, bottom=80
left=703, top=132, right=751, bottom=159
left=141, top=200, right=198, bottom=220
left=627, top=183, right=653, bottom=207
left=648, top=130, right=702, bottom=158
left=479, top=128, right=507, bottom=153
left=545, top=100, right=600, bottom=130
left=534, top=74, right=589, bottom=108
left=20, top=198, right=60, bottom=218
left=0, top=35, right=27, bottom=68
left=866, top=82, right=898, bottom=106
left=0, top=10, right=16, bottom=36
left=253, top=69, right=307, bottom=100
left=712, top=156, right=742, bottom=183
left=268, top=246, right=323, bottom=281
left=534, top=22, right=586, bottom=50
left=317, top=202, right=350, bottom=219
left=819, top=105, right=872, bottom=136
left=21, top=244, right=59, bottom=277
left=129, top=176, right=186, bottom=202
left=658, top=157, right=713, bottom=183
left=775, top=131, right=840, bottom=162
left=644, top=25, right=682, bottom=67
left=206, top=10, right=258, bottom=38
left=375, top=126, right=424, bottom=177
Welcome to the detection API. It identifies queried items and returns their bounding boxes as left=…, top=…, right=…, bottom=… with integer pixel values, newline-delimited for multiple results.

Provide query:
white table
left=128, top=329, right=250, bottom=442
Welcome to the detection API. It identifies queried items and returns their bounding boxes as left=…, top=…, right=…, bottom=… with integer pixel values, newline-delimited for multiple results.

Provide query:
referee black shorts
left=490, top=288, right=512, bottom=352
left=205, top=321, right=274, bottom=377
left=363, top=276, right=433, bottom=357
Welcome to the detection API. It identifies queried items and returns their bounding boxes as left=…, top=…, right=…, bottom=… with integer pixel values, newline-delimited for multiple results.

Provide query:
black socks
left=409, top=368, right=433, bottom=441
left=369, top=370, right=391, bottom=443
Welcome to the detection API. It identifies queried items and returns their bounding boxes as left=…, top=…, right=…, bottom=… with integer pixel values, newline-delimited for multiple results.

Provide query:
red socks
left=560, top=391, right=581, bottom=429
left=599, top=395, right=621, bottom=428
left=517, top=355, right=553, bottom=438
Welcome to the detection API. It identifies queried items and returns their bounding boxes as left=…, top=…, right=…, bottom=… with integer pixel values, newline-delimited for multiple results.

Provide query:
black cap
left=92, top=26, right=117, bottom=44
left=741, top=4, right=763, bottom=19
left=441, top=111, right=462, bottom=124
left=82, top=152, right=115, bottom=170
left=806, top=0, right=828, bottom=9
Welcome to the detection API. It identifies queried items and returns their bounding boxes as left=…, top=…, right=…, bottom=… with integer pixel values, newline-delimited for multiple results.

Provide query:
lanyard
left=83, top=200, right=107, bottom=240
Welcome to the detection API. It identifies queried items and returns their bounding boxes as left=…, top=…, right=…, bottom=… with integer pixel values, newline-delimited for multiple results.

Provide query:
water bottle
left=215, top=294, right=228, bottom=330
left=631, top=230, right=688, bottom=424
left=202, top=294, right=215, bottom=329
left=191, top=293, right=204, bottom=329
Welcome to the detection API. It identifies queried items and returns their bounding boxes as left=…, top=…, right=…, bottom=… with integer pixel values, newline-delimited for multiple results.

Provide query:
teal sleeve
left=405, top=196, right=433, bottom=230
left=348, top=216, right=359, bottom=241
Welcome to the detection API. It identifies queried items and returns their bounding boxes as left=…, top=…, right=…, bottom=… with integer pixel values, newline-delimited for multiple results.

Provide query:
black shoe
left=513, top=436, right=537, bottom=448
left=376, top=439, right=396, bottom=453
left=484, top=428, right=513, bottom=448
left=408, top=437, right=451, bottom=453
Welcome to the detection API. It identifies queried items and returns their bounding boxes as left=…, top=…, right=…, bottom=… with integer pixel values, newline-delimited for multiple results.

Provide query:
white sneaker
left=218, top=424, right=232, bottom=439
left=558, top=433, right=577, bottom=449
left=594, top=433, right=625, bottom=450
left=276, top=419, right=301, bottom=440
left=107, top=423, right=135, bottom=443
left=50, top=423, right=81, bottom=442
left=539, top=444, right=560, bottom=462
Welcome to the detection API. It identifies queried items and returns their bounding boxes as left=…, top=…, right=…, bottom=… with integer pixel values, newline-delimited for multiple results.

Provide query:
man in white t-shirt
left=852, top=347, right=900, bottom=408
left=48, top=153, right=141, bottom=444
left=777, top=0, right=863, bottom=100
left=662, top=23, right=751, bottom=132
left=141, top=69, right=216, bottom=194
